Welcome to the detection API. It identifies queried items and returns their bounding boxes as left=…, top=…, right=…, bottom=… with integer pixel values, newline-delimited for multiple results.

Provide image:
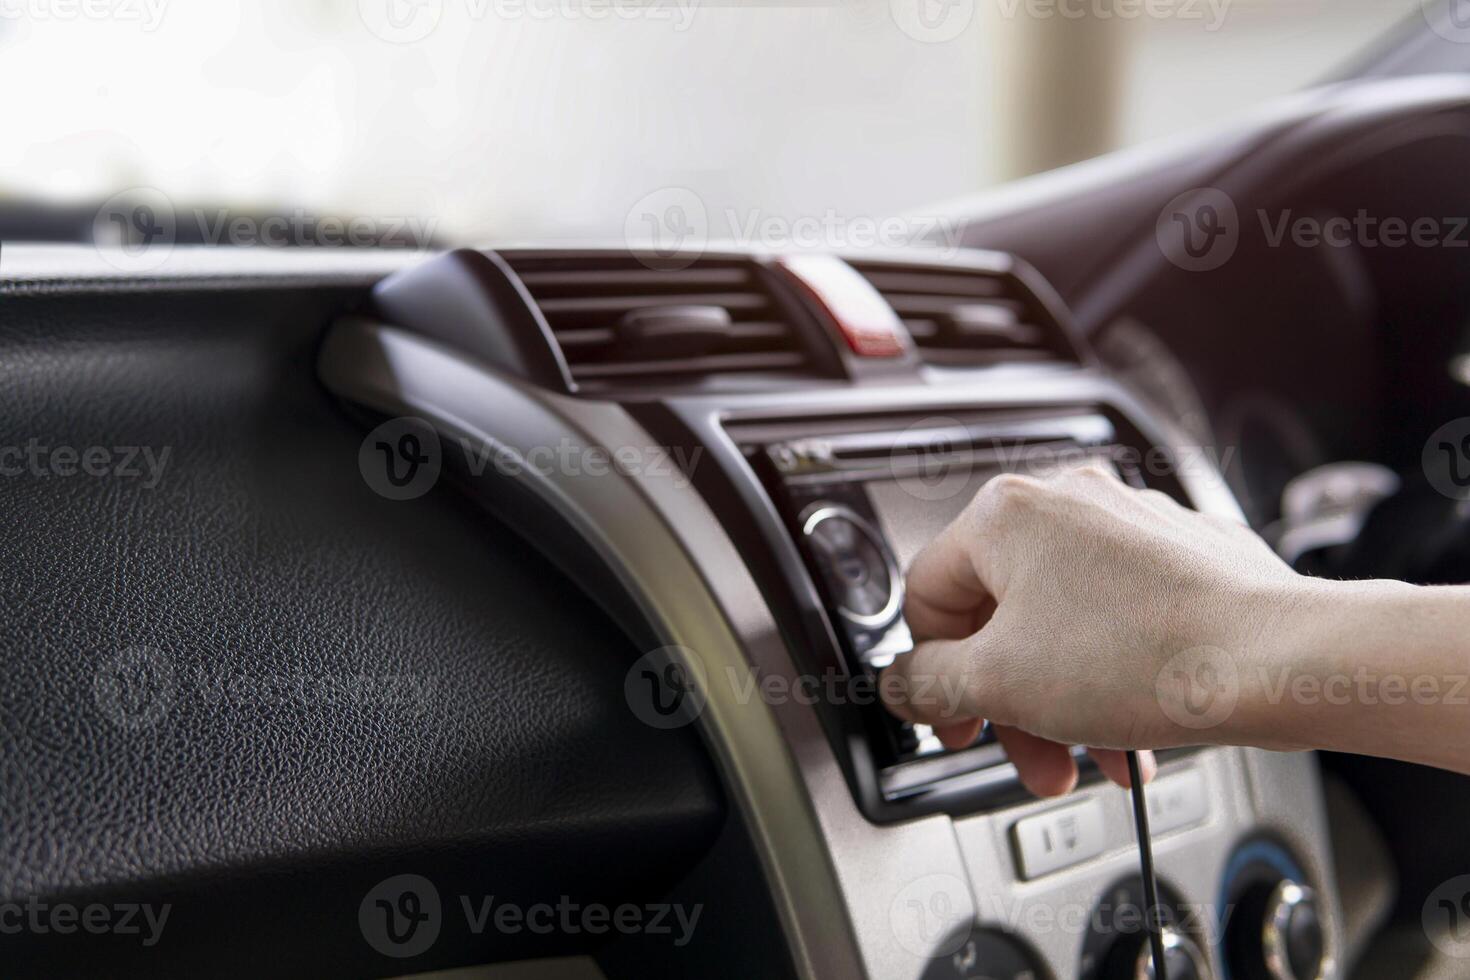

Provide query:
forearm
left=1230, top=578, right=1470, bottom=773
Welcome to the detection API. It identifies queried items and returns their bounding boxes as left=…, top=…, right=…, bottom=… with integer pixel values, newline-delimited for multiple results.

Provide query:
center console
left=319, top=245, right=1342, bottom=980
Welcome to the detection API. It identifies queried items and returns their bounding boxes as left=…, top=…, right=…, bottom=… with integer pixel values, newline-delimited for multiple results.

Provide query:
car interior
left=5, top=2, right=1470, bottom=978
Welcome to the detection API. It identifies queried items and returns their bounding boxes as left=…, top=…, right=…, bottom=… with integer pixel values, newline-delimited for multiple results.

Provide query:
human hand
left=881, top=465, right=1300, bottom=796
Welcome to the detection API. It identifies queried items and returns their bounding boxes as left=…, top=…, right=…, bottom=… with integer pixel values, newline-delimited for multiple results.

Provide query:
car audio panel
left=739, top=408, right=1147, bottom=817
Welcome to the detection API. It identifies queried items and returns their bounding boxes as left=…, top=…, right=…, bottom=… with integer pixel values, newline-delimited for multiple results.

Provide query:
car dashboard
left=315, top=242, right=1345, bottom=980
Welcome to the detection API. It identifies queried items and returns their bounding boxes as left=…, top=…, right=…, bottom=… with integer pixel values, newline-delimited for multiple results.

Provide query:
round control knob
left=1227, top=880, right=1329, bottom=980
left=1104, top=926, right=1211, bottom=980
left=800, top=504, right=903, bottom=629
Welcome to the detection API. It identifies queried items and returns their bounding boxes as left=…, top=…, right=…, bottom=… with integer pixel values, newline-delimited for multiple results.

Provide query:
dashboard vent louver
left=501, top=252, right=811, bottom=389
left=852, top=261, right=1078, bottom=365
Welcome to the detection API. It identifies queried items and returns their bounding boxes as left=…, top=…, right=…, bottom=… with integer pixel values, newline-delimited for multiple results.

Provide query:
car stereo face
left=747, top=411, right=1141, bottom=810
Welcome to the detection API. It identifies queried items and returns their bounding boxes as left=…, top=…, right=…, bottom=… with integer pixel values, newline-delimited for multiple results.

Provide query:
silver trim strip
left=319, top=317, right=869, bottom=979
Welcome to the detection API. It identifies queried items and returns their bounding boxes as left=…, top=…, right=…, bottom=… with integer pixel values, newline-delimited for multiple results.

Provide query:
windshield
left=0, top=0, right=1427, bottom=251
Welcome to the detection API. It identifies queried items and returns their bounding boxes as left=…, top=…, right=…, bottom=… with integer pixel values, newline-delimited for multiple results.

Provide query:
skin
left=881, top=464, right=1470, bottom=797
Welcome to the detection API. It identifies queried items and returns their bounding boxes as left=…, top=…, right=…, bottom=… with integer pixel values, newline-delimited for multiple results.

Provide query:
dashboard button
left=1011, top=798, right=1106, bottom=879
left=1144, top=768, right=1209, bottom=834
left=800, top=504, right=903, bottom=629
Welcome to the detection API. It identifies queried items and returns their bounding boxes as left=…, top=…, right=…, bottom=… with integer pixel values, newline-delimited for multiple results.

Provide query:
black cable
left=1127, top=750, right=1168, bottom=980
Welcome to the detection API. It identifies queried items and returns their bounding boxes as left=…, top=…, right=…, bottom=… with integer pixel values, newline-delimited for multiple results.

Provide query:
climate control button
left=1227, top=880, right=1328, bottom=980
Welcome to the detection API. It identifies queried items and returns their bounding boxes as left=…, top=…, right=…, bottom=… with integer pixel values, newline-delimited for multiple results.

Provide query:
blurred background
left=0, top=0, right=1426, bottom=248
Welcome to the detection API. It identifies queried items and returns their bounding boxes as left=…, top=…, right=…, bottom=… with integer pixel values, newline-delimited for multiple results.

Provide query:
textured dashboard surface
left=0, top=270, right=724, bottom=977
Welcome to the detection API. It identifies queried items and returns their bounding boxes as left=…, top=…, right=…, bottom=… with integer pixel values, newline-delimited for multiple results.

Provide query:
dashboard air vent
left=501, top=252, right=812, bottom=389
left=852, top=260, right=1079, bottom=365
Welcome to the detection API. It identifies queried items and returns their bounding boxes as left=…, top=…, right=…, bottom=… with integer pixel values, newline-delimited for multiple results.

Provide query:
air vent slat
left=516, top=268, right=751, bottom=291
left=885, top=295, right=1025, bottom=319
left=536, top=292, right=770, bottom=321
left=502, top=252, right=812, bottom=389
left=571, top=351, right=806, bottom=380
left=854, top=260, right=1077, bottom=365
left=862, top=271, right=1007, bottom=298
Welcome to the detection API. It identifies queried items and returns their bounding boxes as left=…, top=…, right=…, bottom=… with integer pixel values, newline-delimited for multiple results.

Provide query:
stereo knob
left=799, top=503, right=903, bottom=629
left=1226, top=880, right=1328, bottom=980
left=1103, top=926, right=1211, bottom=980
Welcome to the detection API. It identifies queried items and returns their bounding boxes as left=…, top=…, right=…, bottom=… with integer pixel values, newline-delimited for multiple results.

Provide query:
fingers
left=881, top=634, right=989, bottom=728
left=904, top=587, right=992, bottom=644
left=933, top=719, right=986, bottom=751
left=904, top=503, right=998, bottom=641
left=1089, top=748, right=1157, bottom=789
left=994, top=726, right=1077, bottom=797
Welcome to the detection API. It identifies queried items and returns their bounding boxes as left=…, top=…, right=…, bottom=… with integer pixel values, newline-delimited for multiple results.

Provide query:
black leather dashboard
left=0, top=264, right=726, bottom=977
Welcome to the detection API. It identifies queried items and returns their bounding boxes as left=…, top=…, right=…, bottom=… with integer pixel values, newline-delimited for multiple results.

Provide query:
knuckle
left=980, top=472, right=1041, bottom=508
left=1078, top=462, right=1116, bottom=480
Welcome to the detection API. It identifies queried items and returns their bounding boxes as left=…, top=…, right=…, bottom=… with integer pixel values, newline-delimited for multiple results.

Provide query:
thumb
left=881, top=626, right=1011, bottom=730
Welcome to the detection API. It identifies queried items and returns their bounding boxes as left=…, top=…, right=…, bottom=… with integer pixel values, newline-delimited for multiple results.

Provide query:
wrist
left=1225, top=576, right=1424, bottom=752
